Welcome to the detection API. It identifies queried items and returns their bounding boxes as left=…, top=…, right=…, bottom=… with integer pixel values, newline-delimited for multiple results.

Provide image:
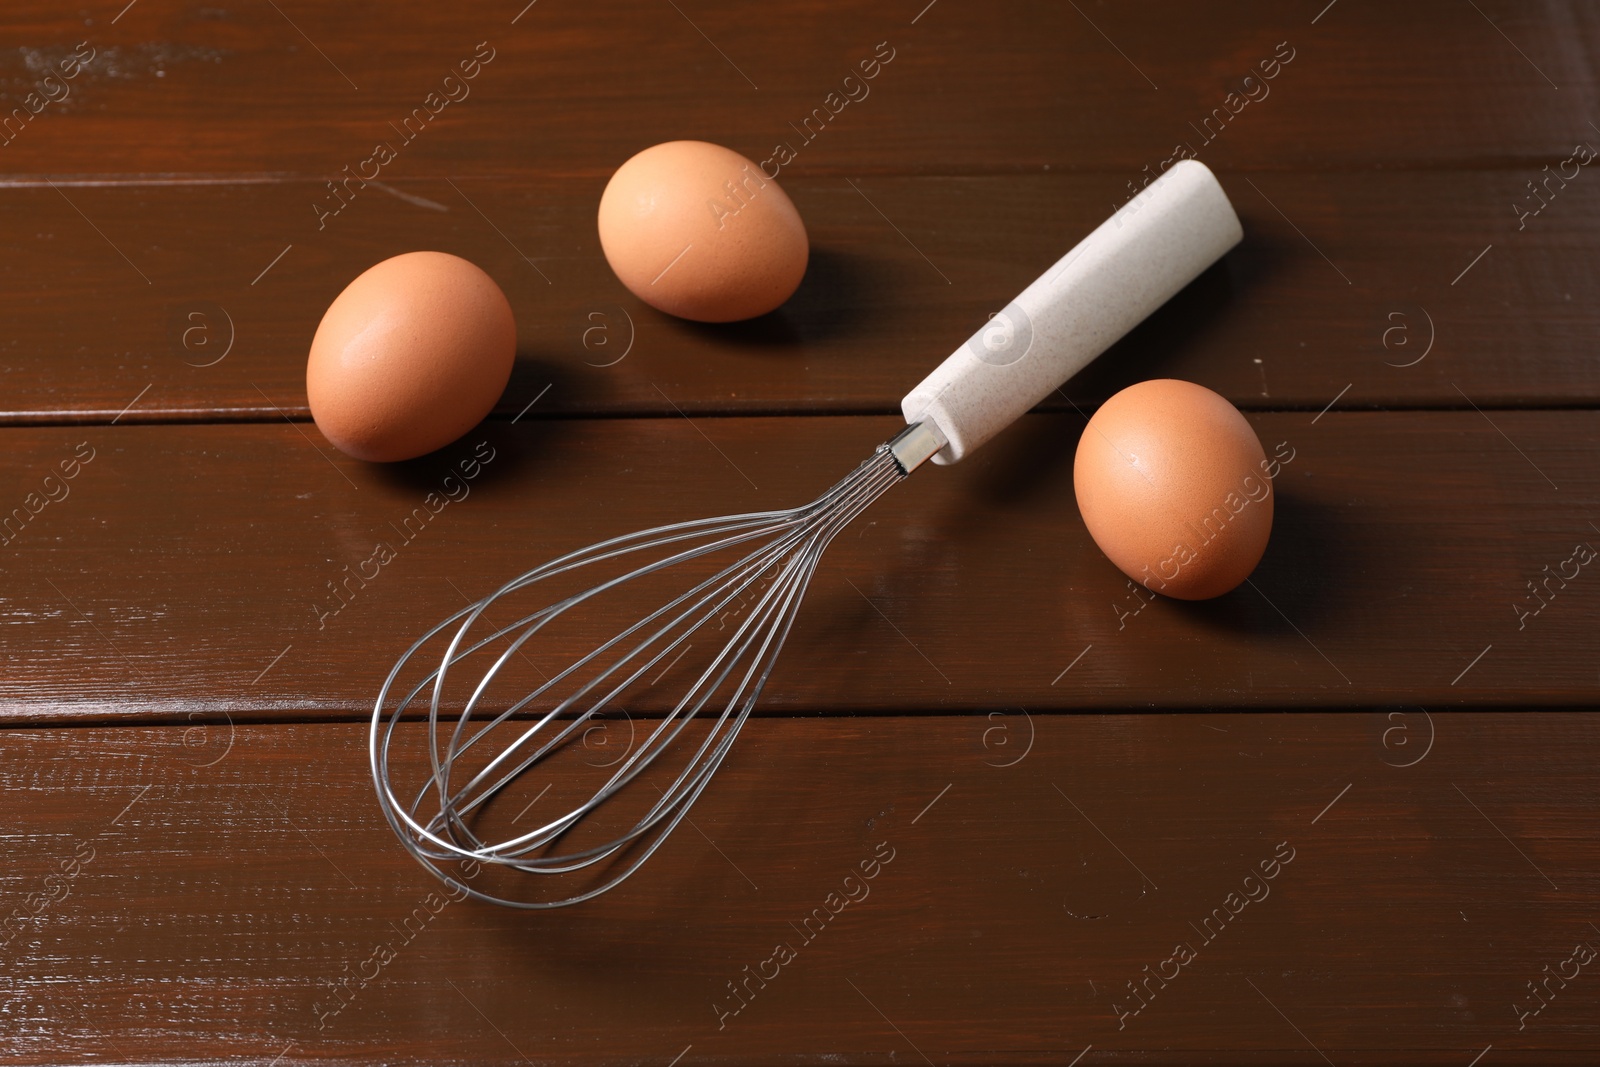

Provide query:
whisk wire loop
left=371, top=437, right=916, bottom=908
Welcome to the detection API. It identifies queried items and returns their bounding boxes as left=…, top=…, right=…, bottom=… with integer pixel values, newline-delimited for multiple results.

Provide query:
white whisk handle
left=898, top=159, right=1242, bottom=465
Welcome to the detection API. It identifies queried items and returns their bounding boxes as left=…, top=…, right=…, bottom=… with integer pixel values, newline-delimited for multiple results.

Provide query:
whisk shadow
left=368, top=202, right=1266, bottom=910
left=963, top=410, right=1082, bottom=510
left=379, top=817, right=752, bottom=967
left=799, top=245, right=1282, bottom=686
left=1051, top=252, right=1245, bottom=404
left=951, top=255, right=1251, bottom=511
left=465, top=891, right=753, bottom=973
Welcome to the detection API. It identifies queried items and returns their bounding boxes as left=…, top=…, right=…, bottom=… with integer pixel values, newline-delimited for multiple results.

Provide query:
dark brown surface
left=0, top=411, right=1595, bottom=721
left=2, top=0, right=1598, bottom=1065
left=4, top=170, right=1599, bottom=424
left=3, top=714, right=1599, bottom=1066
left=0, top=1, right=1591, bottom=175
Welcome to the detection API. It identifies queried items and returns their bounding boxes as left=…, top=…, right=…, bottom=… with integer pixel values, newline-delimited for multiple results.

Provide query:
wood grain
left=3, top=1, right=1598, bottom=1064
left=2, top=168, right=1599, bottom=425
left=0, top=1, right=1591, bottom=177
left=0, top=411, right=1593, bottom=722
left=1, top=712, right=1595, bottom=1065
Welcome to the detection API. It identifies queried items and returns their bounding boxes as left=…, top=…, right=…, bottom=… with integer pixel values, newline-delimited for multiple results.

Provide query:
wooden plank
left=2, top=3, right=1595, bottom=1066
left=1, top=712, right=1595, bottom=1064
left=0, top=411, right=1593, bottom=722
left=3, top=169, right=1599, bottom=424
left=0, top=2, right=1593, bottom=177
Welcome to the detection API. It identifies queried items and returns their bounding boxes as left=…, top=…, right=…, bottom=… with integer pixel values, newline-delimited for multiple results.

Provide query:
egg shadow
left=667, top=246, right=875, bottom=353
left=1160, top=488, right=1342, bottom=636
left=369, top=359, right=571, bottom=496
left=500, top=354, right=573, bottom=421
left=672, top=303, right=805, bottom=351
left=778, top=245, right=878, bottom=341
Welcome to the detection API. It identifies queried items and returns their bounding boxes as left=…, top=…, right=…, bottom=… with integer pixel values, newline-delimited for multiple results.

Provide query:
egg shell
left=1073, top=379, right=1274, bottom=600
left=307, top=251, right=515, bottom=462
left=597, top=140, right=808, bottom=322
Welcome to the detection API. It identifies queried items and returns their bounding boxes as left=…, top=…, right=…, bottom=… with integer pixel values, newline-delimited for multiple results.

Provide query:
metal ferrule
left=887, top=420, right=949, bottom=475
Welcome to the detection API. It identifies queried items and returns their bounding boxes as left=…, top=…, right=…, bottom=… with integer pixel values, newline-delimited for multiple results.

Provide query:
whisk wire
left=371, top=433, right=926, bottom=907
left=427, top=455, right=896, bottom=841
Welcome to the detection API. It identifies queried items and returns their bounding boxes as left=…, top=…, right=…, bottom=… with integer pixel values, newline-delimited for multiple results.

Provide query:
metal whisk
left=370, top=160, right=1243, bottom=907
left=370, top=422, right=943, bottom=907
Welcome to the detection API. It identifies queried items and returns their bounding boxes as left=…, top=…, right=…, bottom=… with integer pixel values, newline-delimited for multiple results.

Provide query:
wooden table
left=3, top=2, right=1596, bottom=1063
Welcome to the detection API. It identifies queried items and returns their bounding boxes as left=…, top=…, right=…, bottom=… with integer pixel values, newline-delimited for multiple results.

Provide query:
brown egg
left=1074, top=379, right=1274, bottom=600
left=597, top=140, right=808, bottom=322
left=307, top=251, right=515, bottom=462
